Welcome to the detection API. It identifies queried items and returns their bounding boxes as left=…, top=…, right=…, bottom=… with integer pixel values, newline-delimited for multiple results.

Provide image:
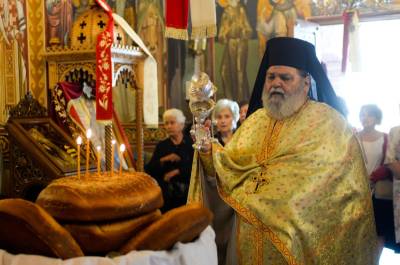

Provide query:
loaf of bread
left=120, top=203, right=213, bottom=253
left=36, top=172, right=163, bottom=221
left=0, top=198, right=83, bottom=259
left=64, top=210, right=161, bottom=254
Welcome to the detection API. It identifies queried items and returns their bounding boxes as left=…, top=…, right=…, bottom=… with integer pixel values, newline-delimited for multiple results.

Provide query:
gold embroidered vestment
left=188, top=101, right=379, bottom=265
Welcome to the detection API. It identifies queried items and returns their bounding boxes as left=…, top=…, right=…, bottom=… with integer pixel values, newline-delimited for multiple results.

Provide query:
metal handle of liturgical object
left=188, top=72, right=217, bottom=151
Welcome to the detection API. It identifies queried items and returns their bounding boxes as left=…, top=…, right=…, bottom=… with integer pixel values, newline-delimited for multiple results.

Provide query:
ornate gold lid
left=70, top=6, right=126, bottom=49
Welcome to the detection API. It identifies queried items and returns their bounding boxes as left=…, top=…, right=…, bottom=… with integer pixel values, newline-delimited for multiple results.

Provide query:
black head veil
left=247, top=37, right=346, bottom=117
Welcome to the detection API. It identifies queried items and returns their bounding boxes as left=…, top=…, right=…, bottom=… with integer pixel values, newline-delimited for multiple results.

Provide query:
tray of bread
left=0, top=171, right=213, bottom=259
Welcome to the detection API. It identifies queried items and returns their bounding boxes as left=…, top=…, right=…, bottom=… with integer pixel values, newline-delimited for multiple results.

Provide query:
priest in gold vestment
left=188, top=37, right=379, bottom=265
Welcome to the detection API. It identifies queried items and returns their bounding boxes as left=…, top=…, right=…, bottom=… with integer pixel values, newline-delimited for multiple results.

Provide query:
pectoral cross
left=252, top=166, right=270, bottom=193
left=254, top=176, right=270, bottom=192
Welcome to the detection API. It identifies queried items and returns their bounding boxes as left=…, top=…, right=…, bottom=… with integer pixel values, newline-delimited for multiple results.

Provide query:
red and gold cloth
left=165, top=0, right=189, bottom=40
left=95, top=0, right=114, bottom=122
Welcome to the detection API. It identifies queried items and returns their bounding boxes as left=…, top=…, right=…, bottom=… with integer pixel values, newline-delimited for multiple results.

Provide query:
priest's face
left=262, top=65, right=310, bottom=120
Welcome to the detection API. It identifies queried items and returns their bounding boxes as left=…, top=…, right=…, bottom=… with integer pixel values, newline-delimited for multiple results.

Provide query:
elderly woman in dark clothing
left=145, top=109, right=194, bottom=212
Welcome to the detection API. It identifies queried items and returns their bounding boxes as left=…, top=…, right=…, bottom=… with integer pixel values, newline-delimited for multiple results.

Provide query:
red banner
left=165, top=0, right=189, bottom=40
left=95, top=0, right=114, bottom=121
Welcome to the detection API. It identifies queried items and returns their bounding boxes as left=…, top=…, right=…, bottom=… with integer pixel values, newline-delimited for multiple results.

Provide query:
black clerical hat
left=247, top=37, right=346, bottom=117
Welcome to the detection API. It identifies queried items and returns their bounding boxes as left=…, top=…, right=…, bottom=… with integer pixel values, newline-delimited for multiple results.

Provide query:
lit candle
left=76, top=136, right=82, bottom=179
left=111, top=139, right=116, bottom=177
left=85, top=129, right=92, bottom=177
left=119, top=144, right=126, bottom=176
left=96, top=145, right=101, bottom=177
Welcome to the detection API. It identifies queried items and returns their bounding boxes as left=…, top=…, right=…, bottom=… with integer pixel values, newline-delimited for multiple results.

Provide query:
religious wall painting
left=0, top=0, right=29, bottom=123
left=107, top=0, right=136, bottom=29
left=45, top=0, right=97, bottom=47
left=45, top=0, right=73, bottom=46
left=216, top=0, right=252, bottom=102
left=257, top=0, right=311, bottom=55
left=135, top=0, right=166, bottom=108
left=214, top=0, right=311, bottom=103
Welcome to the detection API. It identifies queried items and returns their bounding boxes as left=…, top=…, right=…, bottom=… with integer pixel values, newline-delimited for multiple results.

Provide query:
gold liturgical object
left=45, top=5, right=147, bottom=171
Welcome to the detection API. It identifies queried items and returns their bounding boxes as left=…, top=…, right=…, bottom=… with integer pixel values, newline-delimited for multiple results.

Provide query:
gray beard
left=262, top=87, right=307, bottom=120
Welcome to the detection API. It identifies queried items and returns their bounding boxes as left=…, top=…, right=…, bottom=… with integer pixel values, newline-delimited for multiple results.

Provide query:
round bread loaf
left=120, top=203, right=213, bottom=253
left=64, top=210, right=162, bottom=254
left=0, top=198, right=83, bottom=259
left=36, top=172, right=163, bottom=222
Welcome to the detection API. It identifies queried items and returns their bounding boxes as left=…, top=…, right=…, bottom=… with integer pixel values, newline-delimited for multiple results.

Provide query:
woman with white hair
left=213, top=99, right=240, bottom=146
left=145, top=108, right=194, bottom=212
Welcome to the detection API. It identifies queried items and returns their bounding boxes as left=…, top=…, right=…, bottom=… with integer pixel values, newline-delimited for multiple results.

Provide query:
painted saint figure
left=218, top=0, right=252, bottom=102
left=46, top=0, right=74, bottom=46
left=256, top=0, right=311, bottom=55
left=137, top=0, right=165, bottom=106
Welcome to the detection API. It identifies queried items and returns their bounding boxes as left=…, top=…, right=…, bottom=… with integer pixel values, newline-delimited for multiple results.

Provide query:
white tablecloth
left=0, top=226, right=217, bottom=265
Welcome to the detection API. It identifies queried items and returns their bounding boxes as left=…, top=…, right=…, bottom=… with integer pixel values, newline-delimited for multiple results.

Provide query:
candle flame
left=111, top=139, right=116, bottom=145
left=86, top=129, right=92, bottom=139
left=96, top=145, right=101, bottom=151
left=120, top=144, right=126, bottom=152
left=76, top=136, right=82, bottom=145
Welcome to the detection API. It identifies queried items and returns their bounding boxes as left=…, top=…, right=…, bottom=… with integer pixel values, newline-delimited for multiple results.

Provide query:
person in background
left=358, top=104, right=386, bottom=179
left=213, top=99, right=240, bottom=146
left=358, top=104, right=394, bottom=256
left=380, top=123, right=400, bottom=253
left=145, top=109, right=194, bottom=212
left=237, top=100, right=249, bottom=128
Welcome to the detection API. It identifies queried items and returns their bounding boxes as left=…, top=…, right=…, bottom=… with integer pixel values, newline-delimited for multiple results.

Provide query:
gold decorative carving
left=70, top=6, right=127, bottom=49
left=27, top=0, right=46, bottom=106
left=8, top=92, right=47, bottom=119
left=0, top=135, right=9, bottom=155
left=58, top=63, right=97, bottom=81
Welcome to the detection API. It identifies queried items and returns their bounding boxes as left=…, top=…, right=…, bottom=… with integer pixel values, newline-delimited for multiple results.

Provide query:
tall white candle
left=76, top=136, right=82, bottom=179
left=119, top=144, right=126, bottom=176
left=96, top=145, right=101, bottom=177
left=85, top=129, right=92, bottom=177
left=111, top=139, right=116, bottom=177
